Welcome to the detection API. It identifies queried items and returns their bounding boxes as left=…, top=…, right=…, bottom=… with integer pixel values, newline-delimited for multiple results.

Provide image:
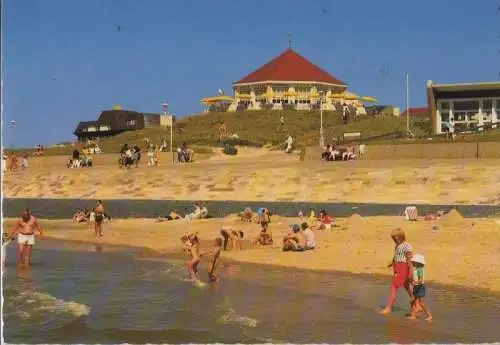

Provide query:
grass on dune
left=9, top=109, right=500, bottom=156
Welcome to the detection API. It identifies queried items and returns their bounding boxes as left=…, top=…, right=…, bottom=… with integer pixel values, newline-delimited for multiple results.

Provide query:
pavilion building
left=426, top=80, right=500, bottom=134
left=201, top=48, right=376, bottom=113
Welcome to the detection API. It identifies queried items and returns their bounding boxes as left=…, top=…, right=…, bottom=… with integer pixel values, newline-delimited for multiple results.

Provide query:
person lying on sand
left=207, top=237, right=222, bottom=283
left=157, top=211, right=183, bottom=222
left=72, top=209, right=88, bottom=223
left=185, top=202, right=207, bottom=220
left=220, top=226, right=244, bottom=251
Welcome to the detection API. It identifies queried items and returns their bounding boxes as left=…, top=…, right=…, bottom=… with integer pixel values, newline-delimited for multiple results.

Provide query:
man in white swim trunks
left=7, top=208, right=44, bottom=268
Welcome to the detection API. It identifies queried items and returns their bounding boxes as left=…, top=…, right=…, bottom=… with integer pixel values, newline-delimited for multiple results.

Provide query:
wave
left=217, top=298, right=259, bottom=328
left=4, top=287, right=90, bottom=324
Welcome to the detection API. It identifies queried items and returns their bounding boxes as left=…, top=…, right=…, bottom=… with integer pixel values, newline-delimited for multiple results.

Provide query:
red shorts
left=392, top=262, right=410, bottom=288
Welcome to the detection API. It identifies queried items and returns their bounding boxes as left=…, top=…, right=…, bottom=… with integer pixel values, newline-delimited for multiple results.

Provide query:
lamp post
left=405, top=73, right=410, bottom=136
left=319, top=91, right=325, bottom=148
left=162, top=102, right=173, bottom=165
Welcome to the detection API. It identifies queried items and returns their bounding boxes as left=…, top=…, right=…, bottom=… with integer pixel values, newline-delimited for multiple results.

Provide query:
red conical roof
left=234, top=49, right=346, bottom=86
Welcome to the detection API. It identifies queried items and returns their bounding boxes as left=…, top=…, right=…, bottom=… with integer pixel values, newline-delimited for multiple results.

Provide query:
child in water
left=181, top=235, right=193, bottom=256
left=408, top=254, right=433, bottom=321
left=207, top=237, right=222, bottom=282
left=186, top=234, right=201, bottom=282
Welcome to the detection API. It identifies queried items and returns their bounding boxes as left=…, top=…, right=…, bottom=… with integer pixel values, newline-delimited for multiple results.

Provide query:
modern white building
left=426, top=81, right=500, bottom=134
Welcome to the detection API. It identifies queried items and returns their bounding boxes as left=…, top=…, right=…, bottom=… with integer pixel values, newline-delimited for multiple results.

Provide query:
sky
left=2, top=0, right=499, bottom=148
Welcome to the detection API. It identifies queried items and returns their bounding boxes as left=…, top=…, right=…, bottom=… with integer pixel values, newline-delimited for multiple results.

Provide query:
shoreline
left=39, top=236, right=500, bottom=298
left=4, top=198, right=500, bottom=219
left=6, top=214, right=499, bottom=293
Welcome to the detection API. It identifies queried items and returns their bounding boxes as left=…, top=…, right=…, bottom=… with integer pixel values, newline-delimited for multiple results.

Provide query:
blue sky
left=2, top=0, right=499, bottom=148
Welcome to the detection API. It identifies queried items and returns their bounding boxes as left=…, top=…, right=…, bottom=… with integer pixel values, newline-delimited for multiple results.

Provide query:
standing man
left=94, top=200, right=105, bottom=238
left=7, top=208, right=44, bottom=268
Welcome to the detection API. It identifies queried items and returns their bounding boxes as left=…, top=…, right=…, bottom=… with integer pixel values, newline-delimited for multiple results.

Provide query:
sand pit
left=440, top=208, right=466, bottom=227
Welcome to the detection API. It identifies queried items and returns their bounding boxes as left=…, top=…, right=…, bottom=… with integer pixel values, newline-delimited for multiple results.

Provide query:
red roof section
left=400, top=107, right=429, bottom=117
left=234, top=49, right=346, bottom=85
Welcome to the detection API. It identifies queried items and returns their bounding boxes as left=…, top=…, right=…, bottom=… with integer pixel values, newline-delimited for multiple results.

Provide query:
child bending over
left=207, top=237, right=222, bottom=282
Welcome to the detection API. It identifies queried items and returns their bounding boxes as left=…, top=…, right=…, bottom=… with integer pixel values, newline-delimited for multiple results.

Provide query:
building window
left=483, top=100, right=493, bottom=110
left=453, top=100, right=479, bottom=111
left=440, top=111, right=449, bottom=123
left=125, top=120, right=137, bottom=126
left=99, top=125, right=110, bottom=131
left=439, top=101, right=450, bottom=110
left=87, top=126, right=97, bottom=132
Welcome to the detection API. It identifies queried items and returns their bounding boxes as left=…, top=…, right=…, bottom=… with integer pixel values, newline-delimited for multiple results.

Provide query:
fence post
left=476, top=140, right=479, bottom=160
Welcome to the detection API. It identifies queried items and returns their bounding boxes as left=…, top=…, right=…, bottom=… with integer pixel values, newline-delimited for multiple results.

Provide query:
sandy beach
left=3, top=150, right=500, bottom=204
left=5, top=211, right=499, bottom=292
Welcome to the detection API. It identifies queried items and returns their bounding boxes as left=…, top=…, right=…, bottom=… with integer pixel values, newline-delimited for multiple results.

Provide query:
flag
left=8, top=120, right=16, bottom=128
left=218, top=89, right=224, bottom=95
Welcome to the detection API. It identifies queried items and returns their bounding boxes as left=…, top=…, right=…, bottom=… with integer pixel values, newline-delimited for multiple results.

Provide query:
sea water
left=3, top=239, right=500, bottom=344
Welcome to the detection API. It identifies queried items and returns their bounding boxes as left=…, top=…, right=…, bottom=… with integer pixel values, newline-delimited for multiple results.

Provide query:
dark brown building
left=74, top=110, right=161, bottom=141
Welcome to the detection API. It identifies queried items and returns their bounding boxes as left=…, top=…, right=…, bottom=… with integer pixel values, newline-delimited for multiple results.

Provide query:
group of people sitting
left=321, top=144, right=358, bottom=161
left=67, top=149, right=93, bottom=168
left=72, top=208, right=111, bottom=224
left=2, top=153, right=28, bottom=172
left=119, top=144, right=143, bottom=169
left=177, top=144, right=194, bottom=163
left=156, top=202, right=209, bottom=222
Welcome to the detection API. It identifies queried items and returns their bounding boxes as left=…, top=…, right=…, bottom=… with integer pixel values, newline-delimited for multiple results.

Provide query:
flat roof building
left=427, top=81, right=500, bottom=134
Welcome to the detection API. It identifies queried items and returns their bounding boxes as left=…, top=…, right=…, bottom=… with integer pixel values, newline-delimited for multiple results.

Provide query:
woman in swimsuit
left=94, top=200, right=105, bottom=238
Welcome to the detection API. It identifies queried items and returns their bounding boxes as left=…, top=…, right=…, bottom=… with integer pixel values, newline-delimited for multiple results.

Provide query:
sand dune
left=3, top=153, right=500, bottom=204
left=4, top=214, right=499, bottom=292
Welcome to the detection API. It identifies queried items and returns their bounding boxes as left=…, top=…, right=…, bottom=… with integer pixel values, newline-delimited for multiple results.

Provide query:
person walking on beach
left=7, top=208, right=44, bottom=268
left=94, top=200, right=105, bottom=239
left=379, top=228, right=414, bottom=315
left=407, top=254, right=432, bottom=321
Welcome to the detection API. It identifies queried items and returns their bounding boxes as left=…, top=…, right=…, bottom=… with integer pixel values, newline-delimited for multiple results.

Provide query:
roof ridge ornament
left=288, top=33, right=292, bottom=50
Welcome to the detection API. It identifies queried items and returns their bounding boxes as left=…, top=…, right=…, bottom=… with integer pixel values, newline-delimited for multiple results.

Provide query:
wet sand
left=4, top=212, right=499, bottom=292
left=3, top=151, right=500, bottom=204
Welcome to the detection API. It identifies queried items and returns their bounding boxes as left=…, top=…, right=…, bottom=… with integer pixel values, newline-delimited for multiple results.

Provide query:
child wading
left=408, top=254, right=433, bottom=321
left=186, top=234, right=201, bottom=282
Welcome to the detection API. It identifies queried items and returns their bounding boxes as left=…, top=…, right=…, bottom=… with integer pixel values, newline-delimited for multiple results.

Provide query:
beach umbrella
left=343, top=91, right=360, bottom=100
left=361, top=96, right=378, bottom=103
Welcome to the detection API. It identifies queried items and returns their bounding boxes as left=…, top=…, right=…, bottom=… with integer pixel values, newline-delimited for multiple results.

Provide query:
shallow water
left=3, top=239, right=500, bottom=344
left=4, top=198, right=500, bottom=219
